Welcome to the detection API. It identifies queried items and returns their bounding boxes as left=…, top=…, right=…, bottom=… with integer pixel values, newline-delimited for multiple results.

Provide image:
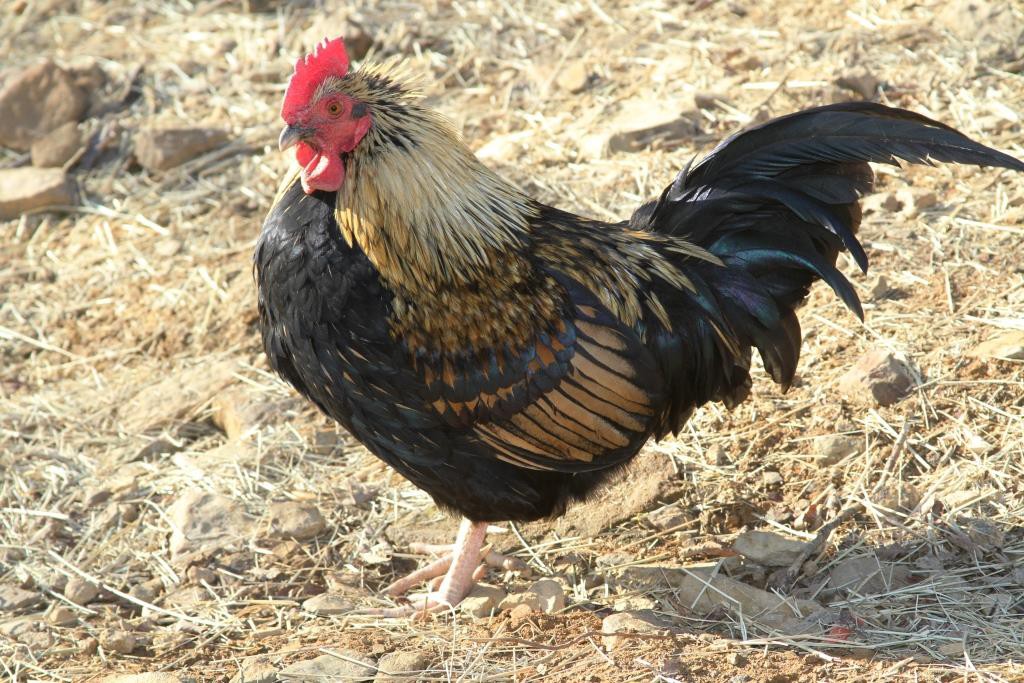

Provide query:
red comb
left=281, top=37, right=351, bottom=121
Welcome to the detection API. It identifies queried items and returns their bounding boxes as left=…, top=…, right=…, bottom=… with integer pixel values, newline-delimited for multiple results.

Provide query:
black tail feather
left=637, top=102, right=1023, bottom=437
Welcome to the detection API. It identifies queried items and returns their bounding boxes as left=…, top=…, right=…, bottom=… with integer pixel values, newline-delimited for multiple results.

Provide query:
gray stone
left=31, top=121, right=84, bottom=167
left=460, top=583, right=506, bottom=619
left=0, top=616, right=53, bottom=652
left=168, top=489, right=255, bottom=560
left=601, top=610, right=670, bottom=650
left=646, top=505, right=690, bottom=531
left=837, top=349, right=915, bottom=407
left=524, top=578, right=565, bottom=614
left=556, top=61, right=589, bottom=93
left=99, top=629, right=137, bottom=655
left=732, top=530, right=809, bottom=568
left=134, top=127, right=229, bottom=172
left=301, top=593, right=351, bottom=616
left=269, top=501, right=326, bottom=540
left=47, top=604, right=77, bottom=626
left=374, top=650, right=430, bottom=681
left=0, top=585, right=40, bottom=612
left=230, top=658, right=280, bottom=683
left=279, top=651, right=376, bottom=682
left=0, top=167, right=76, bottom=220
left=212, top=390, right=271, bottom=440
left=605, top=97, right=696, bottom=153
left=64, top=576, right=100, bottom=605
left=0, top=60, right=87, bottom=151
left=813, top=434, right=861, bottom=465
left=835, top=72, right=880, bottom=99
left=153, top=238, right=183, bottom=257
left=616, top=565, right=819, bottom=633
left=828, top=555, right=911, bottom=595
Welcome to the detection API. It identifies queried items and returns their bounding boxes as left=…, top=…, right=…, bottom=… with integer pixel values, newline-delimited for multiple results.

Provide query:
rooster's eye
left=326, top=102, right=342, bottom=117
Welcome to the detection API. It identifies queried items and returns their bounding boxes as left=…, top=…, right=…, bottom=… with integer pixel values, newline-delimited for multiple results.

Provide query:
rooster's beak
left=278, top=124, right=311, bottom=152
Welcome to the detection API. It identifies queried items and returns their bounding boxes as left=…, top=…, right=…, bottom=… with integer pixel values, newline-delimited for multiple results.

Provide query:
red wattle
left=297, top=144, right=345, bottom=194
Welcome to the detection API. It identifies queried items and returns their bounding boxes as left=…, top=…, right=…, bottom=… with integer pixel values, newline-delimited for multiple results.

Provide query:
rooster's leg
left=356, top=519, right=487, bottom=616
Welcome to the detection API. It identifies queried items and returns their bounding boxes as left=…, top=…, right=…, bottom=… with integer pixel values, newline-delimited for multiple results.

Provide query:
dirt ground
left=2, top=0, right=1024, bottom=681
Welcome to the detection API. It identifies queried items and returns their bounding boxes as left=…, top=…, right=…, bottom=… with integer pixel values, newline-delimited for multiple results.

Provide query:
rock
left=606, top=98, right=696, bottom=153
left=279, top=651, right=376, bottom=682
left=0, top=167, right=77, bottom=220
left=0, top=617, right=52, bottom=652
left=31, top=121, right=84, bottom=167
left=163, top=585, right=206, bottom=610
left=578, top=133, right=607, bottom=161
left=617, top=565, right=819, bottom=633
left=153, top=238, right=183, bottom=257
left=836, top=349, right=915, bottom=407
left=121, top=359, right=239, bottom=432
left=460, top=583, right=506, bottom=619
left=727, top=652, right=747, bottom=667
left=48, top=604, right=77, bottom=626
left=212, top=390, right=270, bottom=440
left=869, top=275, right=892, bottom=300
left=0, top=60, right=87, bottom=151
left=969, top=331, right=1024, bottom=360
left=68, top=58, right=107, bottom=94
left=0, top=585, right=40, bottom=612
left=528, top=452, right=680, bottom=538
left=269, top=501, right=326, bottom=540
left=64, top=576, right=100, bottom=605
left=186, top=565, right=218, bottom=585
left=101, top=675, right=189, bottom=683
left=99, top=629, right=138, bottom=655
left=612, top=595, right=657, bottom=612
left=732, top=530, right=809, bottom=568
left=762, top=471, right=783, bottom=486
left=524, top=578, right=565, bottom=614
left=230, top=658, right=279, bottom=683
left=556, top=61, right=589, bottom=93
left=475, top=131, right=532, bottom=164
left=646, top=505, right=690, bottom=531
left=302, top=593, right=351, bottom=616
left=79, top=635, right=99, bottom=655
left=507, top=602, right=535, bottom=624
left=134, top=127, right=230, bottom=172
left=813, top=434, right=861, bottom=465
left=374, top=650, right=430, bottom=681
left=129, top=578, right=164, bottom=604
left=0, top=547, right=25, bottom=563
left=828, top=555, right=910, bottom=595
left=168, top=489, right=255, bottom=560
left=601, top=610, right=671, bottom=650
left=835, top=72, right=880, bottom=99
left=499, top=590, right=540, bottom=613
left=865, top=188, right=937, bottom=218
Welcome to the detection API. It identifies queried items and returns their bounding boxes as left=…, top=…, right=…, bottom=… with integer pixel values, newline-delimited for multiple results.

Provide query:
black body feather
left=256, top=182, right=628, bottom=521
left=257, top=102, right=1022, bottom=523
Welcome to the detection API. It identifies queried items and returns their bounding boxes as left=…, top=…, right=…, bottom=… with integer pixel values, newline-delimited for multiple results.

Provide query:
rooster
left=256, top=37, right=1024, bottom=614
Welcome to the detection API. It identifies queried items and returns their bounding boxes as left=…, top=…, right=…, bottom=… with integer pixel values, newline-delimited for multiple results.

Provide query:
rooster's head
left=278, top=37, right=372, bottom=194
